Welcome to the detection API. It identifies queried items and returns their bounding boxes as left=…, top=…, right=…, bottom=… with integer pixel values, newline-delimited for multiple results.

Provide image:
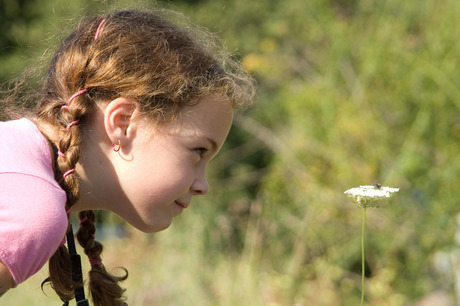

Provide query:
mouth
left=175, top=201, right=189, bottom=209
left=173, top=201, right=189, bottom=215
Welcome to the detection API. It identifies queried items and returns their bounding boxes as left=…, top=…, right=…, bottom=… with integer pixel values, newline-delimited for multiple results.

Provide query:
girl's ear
left=103, top=97, right=139, bottom=146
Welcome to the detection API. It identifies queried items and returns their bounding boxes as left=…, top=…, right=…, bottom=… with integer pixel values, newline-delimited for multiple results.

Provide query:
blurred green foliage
left=2, top=0, right=460, bottom=305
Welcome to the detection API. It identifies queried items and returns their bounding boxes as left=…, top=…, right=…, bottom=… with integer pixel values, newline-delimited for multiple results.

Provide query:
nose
left=191, top=177, right=209, bottom=196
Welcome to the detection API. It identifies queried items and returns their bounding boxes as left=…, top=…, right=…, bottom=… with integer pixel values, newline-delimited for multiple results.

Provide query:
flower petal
left=344, top=185, right=399, bottom=208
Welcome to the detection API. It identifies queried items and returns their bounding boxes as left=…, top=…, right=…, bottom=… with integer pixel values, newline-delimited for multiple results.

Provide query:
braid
left=42, top=90, right=89, bottom=302
left=77, top=211, right=128, bottom=306
left=43, top=89, right=128, bottom=304
left=37, top=15, right=131, bottom=304
left=58, top=98, right=83, bottom=204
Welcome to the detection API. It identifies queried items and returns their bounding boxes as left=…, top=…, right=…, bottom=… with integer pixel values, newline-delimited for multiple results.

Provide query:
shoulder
left=0, top=118, right=60, bottom=189
left=0, top=119, right=68, bottom=286
left=0, top=118, right=43, bottom=147
left=0, top=115, right=63, bottom=191
left=0, top=172, right=67, bottom=287
left=0, top=170, right=67, bottom=239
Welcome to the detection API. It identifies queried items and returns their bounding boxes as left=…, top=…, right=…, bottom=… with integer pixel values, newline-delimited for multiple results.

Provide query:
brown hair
left=35, top=9, right=255, bottom=306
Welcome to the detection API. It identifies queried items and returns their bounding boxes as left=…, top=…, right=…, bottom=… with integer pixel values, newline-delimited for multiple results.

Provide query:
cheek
left=124, top=140, right=195, bottom=199
left=128, top=161, right=193, bottom=199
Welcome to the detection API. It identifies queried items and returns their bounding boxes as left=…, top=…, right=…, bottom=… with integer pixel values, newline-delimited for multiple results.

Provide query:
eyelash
left=195, top=147, right=207, bottom=157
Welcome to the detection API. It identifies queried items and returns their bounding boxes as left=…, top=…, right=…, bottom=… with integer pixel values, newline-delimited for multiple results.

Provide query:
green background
left=1, top=0, right=459, bottom=305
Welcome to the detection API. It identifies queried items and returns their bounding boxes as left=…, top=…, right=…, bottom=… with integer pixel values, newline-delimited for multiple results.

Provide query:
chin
left=136, top=219, right=173, bottom=233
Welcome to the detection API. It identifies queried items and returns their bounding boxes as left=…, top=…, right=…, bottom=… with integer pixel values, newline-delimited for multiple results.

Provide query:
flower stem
left=361, top=207, right=366, bottom=306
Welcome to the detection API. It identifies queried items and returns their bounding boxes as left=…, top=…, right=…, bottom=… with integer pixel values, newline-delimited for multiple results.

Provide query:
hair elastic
left=89, top=257, right=102, bottom=266
left=62, top=89, right=88, bottom=110
left=66, top=120, right=80, bottom=131
left=80, top=216, right=88, bottom=224
left=58, top=150, right=66, bottom=158
left=63, top=168, right=75, bottom=178
left=94, top=19, right=106, bottom=40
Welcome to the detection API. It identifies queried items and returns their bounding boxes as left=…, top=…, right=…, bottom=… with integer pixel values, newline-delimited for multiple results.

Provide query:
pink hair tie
left=80, top=216, right=88, bottom=224
left=58, top=150, right=66, bottom=158
left=66, top=120, right=79, bottom=131
left=62, top=89, right=87, bottom=110
left=94, top=19, right=106, bottom=40
left=89, top=257, right=102, bottom=266
left=63, top=168, right=75, bottom=178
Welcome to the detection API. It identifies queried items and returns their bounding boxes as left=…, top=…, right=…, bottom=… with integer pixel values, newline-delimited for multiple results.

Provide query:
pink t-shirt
left=0, top=118, right=67, bottom=287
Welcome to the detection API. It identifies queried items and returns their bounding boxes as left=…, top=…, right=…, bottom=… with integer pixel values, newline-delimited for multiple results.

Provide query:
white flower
left=344, top=185, right=399, bottom=208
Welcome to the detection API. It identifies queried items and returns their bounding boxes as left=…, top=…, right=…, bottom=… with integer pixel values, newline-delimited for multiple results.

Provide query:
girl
left=0, top=9, right=255, bottom=305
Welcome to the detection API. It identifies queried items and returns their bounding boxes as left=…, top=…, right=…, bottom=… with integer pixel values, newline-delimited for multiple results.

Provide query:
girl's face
left=108, top=96, right=234, bottom=232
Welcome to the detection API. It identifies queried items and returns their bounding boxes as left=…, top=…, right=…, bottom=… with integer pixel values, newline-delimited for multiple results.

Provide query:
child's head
left=93, top=94, right=235, bottom=233
left=35, top=9, right=255, bottom=305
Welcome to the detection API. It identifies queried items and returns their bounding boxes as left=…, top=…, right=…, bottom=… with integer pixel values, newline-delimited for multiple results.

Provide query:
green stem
left=361, top=207, right=366, bottom=306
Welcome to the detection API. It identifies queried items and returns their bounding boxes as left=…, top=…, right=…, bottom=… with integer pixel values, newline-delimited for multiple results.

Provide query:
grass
left=2, top=215, right=270, bottom=306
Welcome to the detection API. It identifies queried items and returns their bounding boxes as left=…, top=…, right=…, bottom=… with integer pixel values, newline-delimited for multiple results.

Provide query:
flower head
left=344, top=185, right=399, bottom=208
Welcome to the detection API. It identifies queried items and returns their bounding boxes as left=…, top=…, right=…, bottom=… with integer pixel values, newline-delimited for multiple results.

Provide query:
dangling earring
left=112, top=139, right=121, bottom=152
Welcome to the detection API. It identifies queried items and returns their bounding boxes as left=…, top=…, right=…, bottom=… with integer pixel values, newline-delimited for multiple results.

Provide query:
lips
left=175, top=201, right=189, bottom=209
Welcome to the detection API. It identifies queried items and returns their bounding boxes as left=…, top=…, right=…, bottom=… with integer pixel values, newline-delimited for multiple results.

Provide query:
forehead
left=153, top=96, right=233, bottom=142
left=181, top=96, right=233, bottom=121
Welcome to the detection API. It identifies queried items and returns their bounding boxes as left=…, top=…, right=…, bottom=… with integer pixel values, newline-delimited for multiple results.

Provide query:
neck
left=33, top=117, right=106, bottom=212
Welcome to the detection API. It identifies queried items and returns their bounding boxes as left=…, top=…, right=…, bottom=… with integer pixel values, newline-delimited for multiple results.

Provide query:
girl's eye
left=195, top=148, right=207, bottom=157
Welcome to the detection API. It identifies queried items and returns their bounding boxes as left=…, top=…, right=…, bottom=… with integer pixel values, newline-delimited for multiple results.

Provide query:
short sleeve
left=0, top=173, right=67, bottom=287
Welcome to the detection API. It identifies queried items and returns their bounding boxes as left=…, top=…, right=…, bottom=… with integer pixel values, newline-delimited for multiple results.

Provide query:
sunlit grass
left=3, top=215, right=270, bottom=306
